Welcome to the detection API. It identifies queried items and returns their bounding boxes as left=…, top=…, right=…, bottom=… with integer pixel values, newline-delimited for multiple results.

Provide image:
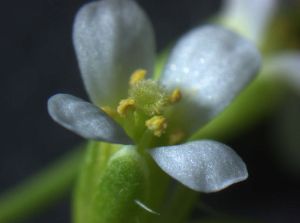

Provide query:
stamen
left=169, top=89, right=182, bottom=104
left=101, top=106, right=117, bottom=117
left=117, top=98, right=135, bottom=116
left=168, top=130, right=185, bottom=145
left=145, top=115, right=167, bottom=137
left=129, top=69, right=147, bottom=86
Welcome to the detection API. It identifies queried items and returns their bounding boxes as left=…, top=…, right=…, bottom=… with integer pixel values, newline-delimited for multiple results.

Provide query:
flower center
left=129, top=79, right=168, bottom=116
left=102, top=69, right=185, bottom=146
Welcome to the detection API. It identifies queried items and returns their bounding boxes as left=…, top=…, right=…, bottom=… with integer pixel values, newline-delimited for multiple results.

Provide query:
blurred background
left=0, top=0, right=299, bottom=222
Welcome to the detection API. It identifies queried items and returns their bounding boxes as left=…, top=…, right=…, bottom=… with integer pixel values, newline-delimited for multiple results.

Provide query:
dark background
left=0, top=0, right=299, bottom=222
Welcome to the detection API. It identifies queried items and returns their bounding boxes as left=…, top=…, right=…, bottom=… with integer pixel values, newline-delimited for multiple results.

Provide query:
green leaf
left=0, top=146, right=84, bottom=223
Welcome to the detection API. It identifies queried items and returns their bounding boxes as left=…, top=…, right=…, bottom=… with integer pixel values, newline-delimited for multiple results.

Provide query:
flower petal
left=149, top=140, right=248, bottom=193
left=220, top=0, right=278, bottom=44
left=160, top=25, right=260, bottom=134
left=73, top=0, right=155, bottom=107
left=264, top=52, right=300, bottom=93
left=47, top=94, right=132, bottom=145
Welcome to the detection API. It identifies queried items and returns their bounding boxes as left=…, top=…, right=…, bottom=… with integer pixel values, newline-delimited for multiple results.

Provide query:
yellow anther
left=101, top=106, right=117, bottom=117
left=145, top=116, right=167, bottom=137
left=117, top=98, right=135, bottom=116
left=129, top=69, right=147, bottom=86
left=168, top=130, right=185, bottom=145
left=169, top=89, right=182, bottom=104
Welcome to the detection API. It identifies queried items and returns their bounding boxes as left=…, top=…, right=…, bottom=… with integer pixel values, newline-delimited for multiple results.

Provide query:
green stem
left=0, top=147, right=84, bottom=223
left=158, top=183, right=198, bottom=223
left=141, top=156, right=171, bottom=223
left=191, top=75, right=287, bottom=141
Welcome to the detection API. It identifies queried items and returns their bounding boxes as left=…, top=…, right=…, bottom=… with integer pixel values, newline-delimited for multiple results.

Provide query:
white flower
left=47, top=0, right=260, bottom=193
left=220, top=0, right=300, bottom=92
left=220, top=0, right=278, bottom=45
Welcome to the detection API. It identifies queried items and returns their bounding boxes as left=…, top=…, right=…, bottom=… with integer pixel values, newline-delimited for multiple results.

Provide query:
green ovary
left=129, top=79, right=169, bottom=116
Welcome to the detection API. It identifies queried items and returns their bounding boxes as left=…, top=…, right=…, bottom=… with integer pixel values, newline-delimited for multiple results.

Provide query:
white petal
left=149, top=140, right=248, bottom=193
left=160, top=25, right=260, bottom=134
left=264, top=52, right=300, bottom=93
left=73, top=0, right=155, bottom=106
left=47, top=94, right=132, bottom=145
left=220, top=0, right=278, bottom=44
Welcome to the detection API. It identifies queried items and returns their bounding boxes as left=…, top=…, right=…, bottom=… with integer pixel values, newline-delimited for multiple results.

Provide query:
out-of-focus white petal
left=220, top=0, right=278, bottom=44
left=264, top=52, right=300, bottom=92
left=73, top=0, right=155, bottom=107
left=48, top=94, right=132, bottom=145
left=160, top=25, right=260, bottom=134
left=149, top=140, right=248, bottom=193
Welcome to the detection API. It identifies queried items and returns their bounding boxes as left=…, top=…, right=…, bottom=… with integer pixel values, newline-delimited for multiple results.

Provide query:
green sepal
left=73, top=141, right=149, bottom=223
